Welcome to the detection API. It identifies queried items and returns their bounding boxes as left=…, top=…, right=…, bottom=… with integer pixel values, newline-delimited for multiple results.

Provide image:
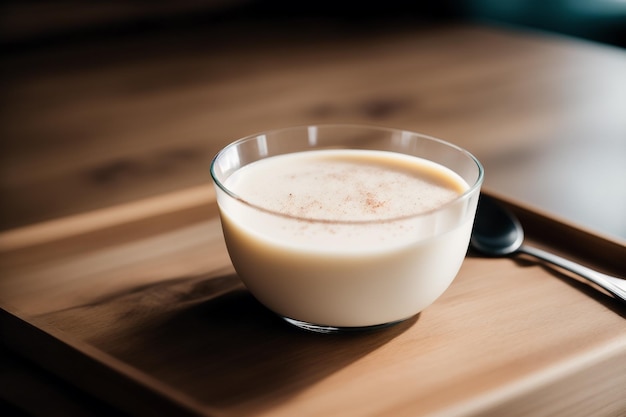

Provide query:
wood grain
left=1, top=190, right=624, bottom=417
left=2, top=22, right=625, bottom=241
left=2, top=21, right=626, bottom=416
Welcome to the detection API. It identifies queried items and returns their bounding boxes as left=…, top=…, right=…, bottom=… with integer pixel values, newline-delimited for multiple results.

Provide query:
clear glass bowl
left=211, top=124, right=484, bottom=332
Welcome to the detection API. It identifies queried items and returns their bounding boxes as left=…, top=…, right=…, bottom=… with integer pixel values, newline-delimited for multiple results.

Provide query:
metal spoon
left=470, top=195, right=626, bottom=303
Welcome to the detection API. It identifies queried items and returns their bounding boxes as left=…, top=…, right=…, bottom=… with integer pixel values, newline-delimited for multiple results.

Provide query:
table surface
left=1, top=17, right=625, bottom=417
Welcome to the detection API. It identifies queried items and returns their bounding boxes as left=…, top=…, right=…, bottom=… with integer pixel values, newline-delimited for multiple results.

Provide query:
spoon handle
left=518, top=244, right=626, bottom=303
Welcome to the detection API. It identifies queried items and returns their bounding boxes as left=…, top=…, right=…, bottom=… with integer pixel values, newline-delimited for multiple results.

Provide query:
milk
left=216, top=149, right=476, bottom=328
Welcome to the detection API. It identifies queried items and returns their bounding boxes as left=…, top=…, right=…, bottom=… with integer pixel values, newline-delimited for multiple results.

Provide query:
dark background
left=2, top=0, right=625, bottom=51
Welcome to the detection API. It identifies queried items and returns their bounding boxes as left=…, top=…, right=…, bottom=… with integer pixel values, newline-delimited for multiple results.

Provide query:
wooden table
left=1, top=18, right=625, bottom=417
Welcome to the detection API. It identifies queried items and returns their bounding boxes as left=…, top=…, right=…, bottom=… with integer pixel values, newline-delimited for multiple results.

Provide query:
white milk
left=217, top=149, right=475, bottom=327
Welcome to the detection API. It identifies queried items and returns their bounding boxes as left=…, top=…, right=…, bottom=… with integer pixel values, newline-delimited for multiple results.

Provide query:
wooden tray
left=1, top=187, right=625, bottom=417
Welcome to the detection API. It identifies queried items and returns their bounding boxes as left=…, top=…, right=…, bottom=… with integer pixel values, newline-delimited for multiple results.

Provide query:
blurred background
left=2, top=1, right=625, bottom=47
left=1, top=0, right=625, bottom=239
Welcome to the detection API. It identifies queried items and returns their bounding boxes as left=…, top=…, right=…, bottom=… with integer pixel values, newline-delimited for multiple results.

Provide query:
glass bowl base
left=282, top=317, right=404, bottom=334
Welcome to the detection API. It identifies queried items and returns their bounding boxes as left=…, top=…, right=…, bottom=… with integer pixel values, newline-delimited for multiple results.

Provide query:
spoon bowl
left=470, top=195, right=626, bottom=303
left=470, top=196, right=524, bottom=256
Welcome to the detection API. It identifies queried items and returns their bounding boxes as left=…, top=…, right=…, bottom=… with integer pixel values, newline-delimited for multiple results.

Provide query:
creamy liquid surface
left=224, top=149, right=468, bottom=222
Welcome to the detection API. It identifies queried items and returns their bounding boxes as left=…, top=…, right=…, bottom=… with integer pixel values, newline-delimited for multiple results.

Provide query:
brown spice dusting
left=364, top=191, right=387, bottom=212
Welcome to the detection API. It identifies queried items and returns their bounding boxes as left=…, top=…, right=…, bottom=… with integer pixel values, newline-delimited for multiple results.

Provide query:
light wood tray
left=1, top=187, right=624, bottom=417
